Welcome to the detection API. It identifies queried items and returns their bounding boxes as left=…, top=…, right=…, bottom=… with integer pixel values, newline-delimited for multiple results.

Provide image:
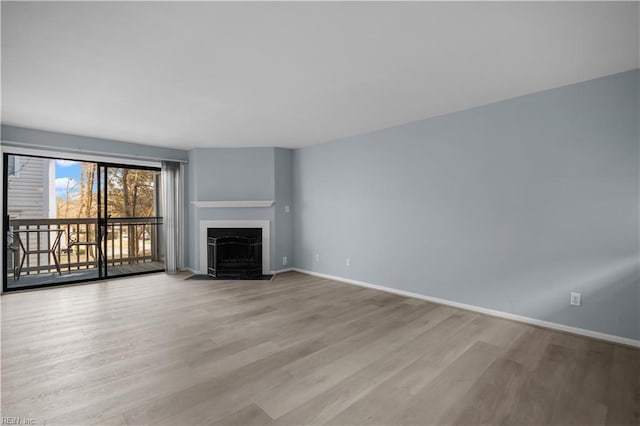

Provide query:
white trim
left=192, top=200, right=274, bottom=208
left=184, top=267, right=199, bottom=275
left=0, top=143, right=163, bottom=168
left=199, top=220, right=270, bottom=275
left=292, top=268, right=640, bottom=348
left=47, top=159, right=57, bottom=218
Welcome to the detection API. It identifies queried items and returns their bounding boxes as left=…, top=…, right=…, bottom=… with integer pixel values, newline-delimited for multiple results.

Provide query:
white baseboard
left=184, top=267, right=200, bottom=275
left=292, top=268, right=640, bottom=348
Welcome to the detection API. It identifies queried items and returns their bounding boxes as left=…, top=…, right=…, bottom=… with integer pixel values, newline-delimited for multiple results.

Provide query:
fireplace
left=207, top=228, right=262, bottom=278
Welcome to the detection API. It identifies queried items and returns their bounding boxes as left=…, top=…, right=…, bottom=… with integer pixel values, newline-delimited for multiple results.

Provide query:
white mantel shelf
left=191, top=200, right=275, bottom=208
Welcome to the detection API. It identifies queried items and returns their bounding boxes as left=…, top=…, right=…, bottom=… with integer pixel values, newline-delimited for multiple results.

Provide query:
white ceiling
left=2, top=1, right=638, bottom=149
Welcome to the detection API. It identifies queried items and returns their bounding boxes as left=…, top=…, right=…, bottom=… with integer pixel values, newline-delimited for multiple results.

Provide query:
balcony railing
left=7, top=217, right=163, bottom=277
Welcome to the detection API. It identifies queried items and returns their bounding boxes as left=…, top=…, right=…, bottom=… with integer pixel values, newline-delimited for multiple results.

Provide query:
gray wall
left=187, top=147, right=293, bottom=272
left=1, top=125, right=188, bottom=162
left=189, top=147, right=275, bottom=201
left=293, top=69, right=640, bottom=340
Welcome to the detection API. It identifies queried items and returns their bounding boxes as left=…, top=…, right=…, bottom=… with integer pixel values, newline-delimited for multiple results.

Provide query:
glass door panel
left=104, top=166, right=164, bottom=278
left=4, top=155, right=102, bottom=289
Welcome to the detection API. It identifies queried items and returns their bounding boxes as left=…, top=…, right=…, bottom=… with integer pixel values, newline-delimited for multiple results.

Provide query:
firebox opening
left=207, top=228, right=262, bottom=279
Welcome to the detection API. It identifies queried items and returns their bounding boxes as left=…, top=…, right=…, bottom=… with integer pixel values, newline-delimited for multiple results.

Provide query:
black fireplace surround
left=207, top=228, right=262, bottom=278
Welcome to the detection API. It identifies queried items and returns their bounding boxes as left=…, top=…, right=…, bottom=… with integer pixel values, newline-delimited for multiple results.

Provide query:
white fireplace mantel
left=198, top=220, right=270, bottom=275
left=192, top=200, right=274, bottom=208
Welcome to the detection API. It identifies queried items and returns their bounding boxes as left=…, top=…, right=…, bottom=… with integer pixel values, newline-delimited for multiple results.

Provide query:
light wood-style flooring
left=1, top=271, right=638, bottom=425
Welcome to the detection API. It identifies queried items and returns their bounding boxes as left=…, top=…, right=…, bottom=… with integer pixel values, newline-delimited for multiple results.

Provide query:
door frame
left=2, top=153, right=164, bottom=293
left=99, top=162, right=164, bottom=280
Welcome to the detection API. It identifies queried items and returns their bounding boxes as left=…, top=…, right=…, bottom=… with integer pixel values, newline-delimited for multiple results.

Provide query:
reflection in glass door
left=3, top=154, right=164, bottom=291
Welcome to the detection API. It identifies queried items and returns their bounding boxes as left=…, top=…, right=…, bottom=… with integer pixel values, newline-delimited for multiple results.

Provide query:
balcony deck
left=7, top=261, right=165, bottom=289
left=6, top=217, right=164, bottom=290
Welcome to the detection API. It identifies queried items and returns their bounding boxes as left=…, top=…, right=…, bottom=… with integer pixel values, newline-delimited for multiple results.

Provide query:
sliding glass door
left=3, top=154, right=164, bottom=291
left=103, top=165, right=163, bottom=278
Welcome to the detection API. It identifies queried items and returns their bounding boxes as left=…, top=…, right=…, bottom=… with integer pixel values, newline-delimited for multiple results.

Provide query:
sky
left=54, top=159, right=81, bottom=199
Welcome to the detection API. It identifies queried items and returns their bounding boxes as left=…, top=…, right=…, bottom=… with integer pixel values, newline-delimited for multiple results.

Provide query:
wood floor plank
left=1, top=271, right=637, bottom=426
left=255, top=303, right=445, bottom=419
left=272, top=309, right=469, bottom=425
left=210, top=403, right=273, bottom=426
left=326, top=340, right=501, bottom=425
left=445, top=357, right=527, bottom=425
left=605, top=345, right=640, bottom=426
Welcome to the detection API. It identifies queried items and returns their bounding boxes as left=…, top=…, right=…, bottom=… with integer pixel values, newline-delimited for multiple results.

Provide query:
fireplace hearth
left=207, top=228, right=262, bottom=278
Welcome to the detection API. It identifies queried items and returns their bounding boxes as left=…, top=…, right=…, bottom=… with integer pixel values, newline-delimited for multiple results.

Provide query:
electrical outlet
left=346, top=258, right=350, bottom=267
left=570, top=292, right=582, bottom=306
left=315, top=253, right=320, bottom=263
left=285, top=205, right=290, bottom=213
left=282, top=256, right=288, bottom=266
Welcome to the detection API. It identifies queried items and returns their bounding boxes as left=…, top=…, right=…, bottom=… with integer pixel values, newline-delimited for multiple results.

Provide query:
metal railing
left=7, top=217, right=163, bottom=276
